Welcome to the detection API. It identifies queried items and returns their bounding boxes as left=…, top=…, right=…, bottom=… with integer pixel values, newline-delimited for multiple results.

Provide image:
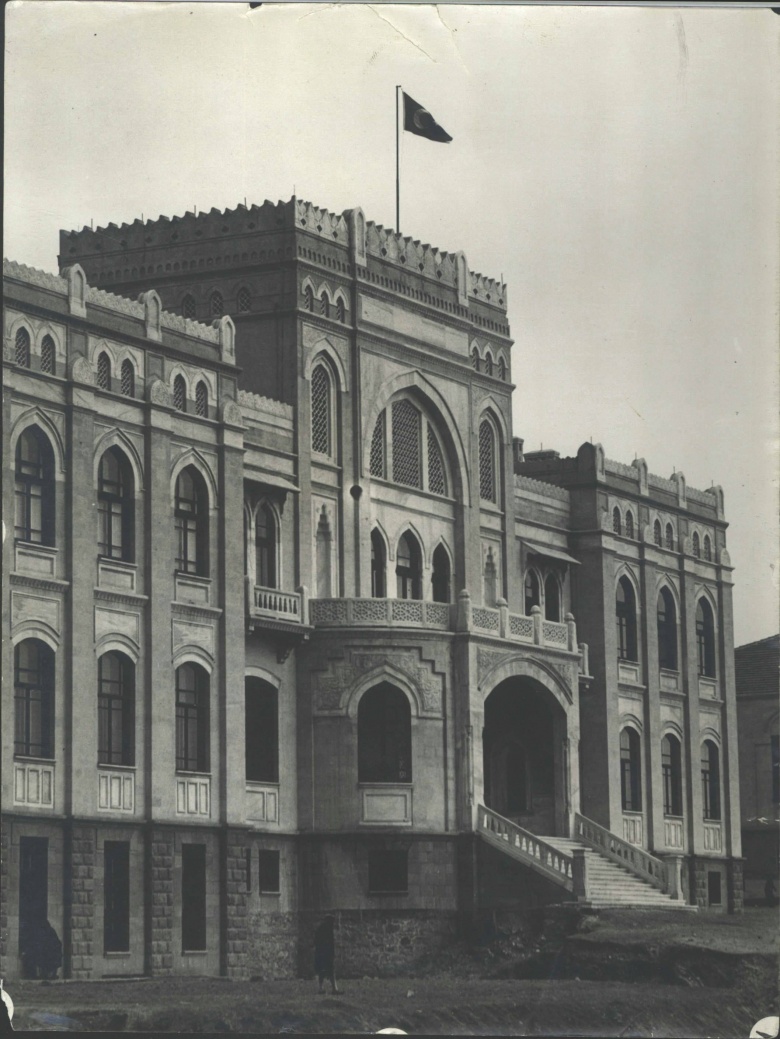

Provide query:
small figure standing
left=313, top=915, right=339, bottom=994
left=764, top=874, right=778, bottom=908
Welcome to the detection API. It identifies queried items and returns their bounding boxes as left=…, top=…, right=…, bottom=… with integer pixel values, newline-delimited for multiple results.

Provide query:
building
left=1, top=196, right=743, bottom=982
left=735, top=635, right=779, bottom=904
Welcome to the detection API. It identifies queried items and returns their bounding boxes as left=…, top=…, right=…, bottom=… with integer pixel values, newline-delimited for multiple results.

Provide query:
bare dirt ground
left=6, top=908, right=778, bottom=1036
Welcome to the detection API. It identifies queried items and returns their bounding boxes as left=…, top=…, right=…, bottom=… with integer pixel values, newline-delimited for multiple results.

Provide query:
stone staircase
left=478, top=805, right=693, bottom=910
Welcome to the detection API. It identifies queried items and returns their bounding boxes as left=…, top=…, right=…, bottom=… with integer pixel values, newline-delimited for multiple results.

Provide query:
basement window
left=707, top=871, right=722, bottom=906
left=258, top=849, right=280, bottom=894
left=368, top=849, right=408, bottom=895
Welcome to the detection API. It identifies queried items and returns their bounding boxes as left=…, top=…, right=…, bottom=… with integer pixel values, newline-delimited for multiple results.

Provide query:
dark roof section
left=734, top=635, right=780, bottom=698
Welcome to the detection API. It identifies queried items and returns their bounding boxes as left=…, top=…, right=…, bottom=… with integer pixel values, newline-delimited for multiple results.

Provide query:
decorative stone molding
left=138, top=289, right=162, bottom=342
left=237, top=389, right=293, bottom=418
left=671, top=471, right=686, bottom=508
left=95, top=606, right=139, bottom=645
left=172, top=618, right=215, bottom=658
left=70, top=355, right=95, bottom=385
left=147, top=377, right=172, bottom=407
left=347, top=207, right=367, bottom=266
left=220, top=398, right=244, bottom=427
left=455, top=251, right=469, bottom=307
left=62, top=263, right=87, bottom=317
left=312, top=648, right=443, bottom=716
left=632, top=457, right=648, bottom=495
left=215, top=314, right=236, bottom=362
left=12, top=591, right=61, bottom=636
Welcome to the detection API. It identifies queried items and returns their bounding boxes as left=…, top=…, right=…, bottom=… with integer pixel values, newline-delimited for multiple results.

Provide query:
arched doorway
left=482, top=677, right=568, bottom=836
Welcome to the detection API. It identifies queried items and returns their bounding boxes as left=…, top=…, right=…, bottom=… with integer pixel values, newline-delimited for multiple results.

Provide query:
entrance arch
left=482, top=676, right=569, bottom=836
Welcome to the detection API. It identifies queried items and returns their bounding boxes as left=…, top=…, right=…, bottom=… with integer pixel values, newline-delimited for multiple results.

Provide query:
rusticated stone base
left=150, top=829, right=174, bottom=975
left=225, top=831, right=249, bottom=978
left=246, top=910, right=299, bottom=979
left=68, top=825, right=96, bottom=979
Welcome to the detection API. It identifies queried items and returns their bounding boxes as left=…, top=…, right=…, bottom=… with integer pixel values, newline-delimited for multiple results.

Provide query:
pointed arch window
left=372, top=400, right=449, bottom=496
left=692, top=531, right=701, bottom=558
left=426, top=425, right=447, bottom=496
left=497, top=356, right=507, bottom=381
left=612, top=507, right=622, bottom=535
left=544, top=574, right=561, bottom=621
left=237, top=287, right=251, bottom=313
left=175, top=663, right=209, bottom=773
left=369, top=413, right=385, bottom=479
left=653, top=519, right=662, bottom=546
left=15, top=427, right=55, bottom=545
left=524, top=570, right=540, bottom=615
left=311, top=363, right=333, bottom=456
left=245, top=677, right=278, bottom=782
left=195, top=381, right=208, bottom=418
left=701, top=740, right=721, bottom=821
left=173, top=374, right=186, bottom=412
left=703, top=535, right=712, bottom=562
left=620, top=728, right=642, bottom=812
left=182, top=294, right=197, bottom=320
left=210, top=291, right=224, bottom=318
left=625, top=511, right=634, bottom=539
left=661, top=734, right=682, bottom=816
left=432, top=544, right=451, bottom=603
left=98, top=447, right=135, bottom=562
left=320, top=292, right=330, bottom=318
left=358, top=684, right=412, bottom=783
left=97, top=352, right=111, bottom=391
left=479, top=418, right=498, bottom=504
left=471, top=347, right=480, bottom=372
left=255, top=503, right=277, bottom=589
left=14, top=639, right=54, bottom=759
left=303, top=284, right=314, bottom=312
left=616, top=576, right=638, bottom=663
left=120, top=360, right=135, bottom=397
left=657, top=587, right=678, bottom=671
left=175, top=466, right=209, bottom=576
left=336, top=297, right=346, bottom=323
left=392, top=399, right=422, bottom=488
left=396, top=532, right=422, bottom=600
left=98, top=652, right=135, bottom=766
left=665, top=523, right=674, bottom=550
left=15, top=327, right=31, bottom=367
left=485, top=353, right=494, bottom=377
left=370, top=529, right=386, bottom=598
left=40, top=335, right=55, bottom=375
left=696, top=599, right=716, bottom=677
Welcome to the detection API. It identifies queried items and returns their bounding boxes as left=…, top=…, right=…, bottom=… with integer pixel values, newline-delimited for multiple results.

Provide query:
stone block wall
left=225, top=831, right=249, bottom=978
left=68, top=824, right=96, bottom=979
left=150, top=829, right=174, bottom=974
left=727, top=857, right=744, bottom=914
left=0, top=824, right=9, bottom=978
left=246, top=910, right=298, bottom=979
left=691, top=856, right=731, bottom=911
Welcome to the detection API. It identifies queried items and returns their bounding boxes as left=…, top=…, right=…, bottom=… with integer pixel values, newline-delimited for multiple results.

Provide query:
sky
left=4, top=2, right=778, bottom=646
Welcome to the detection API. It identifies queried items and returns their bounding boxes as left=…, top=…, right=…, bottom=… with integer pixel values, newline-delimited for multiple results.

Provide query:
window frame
left=174, top=466, right=209, bottom=577
left=14, top=639, right=55, bottom=760
left=245, top=678, right=279, bottom=784
left=15, top=427, right=55, bottom=546
left=695, top=598, right=716, bottom=678
left=620, top=727, right=642, bottom=812
left=396, top=531, right=423, bottom=601
left=97, top=447, right=135, bottom=563
left=616, top=576, right=638, bottom=663
left=478, top=416, right=499, bottom=505
left=701, top=740, right=721, bottom=821
left=310, top=362, right=334, bottom=458
left=357, top=684, right=413, bottom=784
left=15, top=327, right=31, bottom=367
left=657, top=586, right=678, bottom=672
left=661, top=734, right=683, bottom=817
left=98, top=651, right=135, bottom=767
left=175, top=663, right=210, bottom=773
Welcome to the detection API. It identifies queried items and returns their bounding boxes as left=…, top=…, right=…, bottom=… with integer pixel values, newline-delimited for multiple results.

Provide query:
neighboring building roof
left=734, top=635, right=780, bottom=698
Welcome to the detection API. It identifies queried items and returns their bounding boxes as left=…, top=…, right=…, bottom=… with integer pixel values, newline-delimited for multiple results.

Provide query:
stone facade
left=1, top=195, right=743, bottom=980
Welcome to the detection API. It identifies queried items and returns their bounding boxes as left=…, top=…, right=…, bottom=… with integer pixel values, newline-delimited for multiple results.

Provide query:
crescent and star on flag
left=396, top=87, right=452, bottom=230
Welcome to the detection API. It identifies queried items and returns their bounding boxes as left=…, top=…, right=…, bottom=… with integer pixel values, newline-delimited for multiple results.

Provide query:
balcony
left=14, top=759, right=55, bottom=808
left=245, top=581, right=312, bottom=656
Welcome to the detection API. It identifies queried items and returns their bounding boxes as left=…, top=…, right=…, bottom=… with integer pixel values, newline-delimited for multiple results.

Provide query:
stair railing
left=477, top=805, right=578, bottom=893
left=573, top=812, right=667, bottom=892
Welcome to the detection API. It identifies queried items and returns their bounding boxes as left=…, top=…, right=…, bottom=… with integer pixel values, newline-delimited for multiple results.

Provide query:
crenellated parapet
left=294, top=199, right=349, bottom=245
left=237, top=389, right=293, bottom=419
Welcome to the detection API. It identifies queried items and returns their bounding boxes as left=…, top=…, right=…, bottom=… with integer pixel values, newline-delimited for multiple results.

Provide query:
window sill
left=259, top=890, right=281, bottom=897
left=181, top=949, right=208, bottom=956
left=368, top=891, right=409, bottom=897
left=98, top=762, right=135, bottom=771
left=103, top=951, right=131, bottom=958
left=14, top=754, right=55, bottom=764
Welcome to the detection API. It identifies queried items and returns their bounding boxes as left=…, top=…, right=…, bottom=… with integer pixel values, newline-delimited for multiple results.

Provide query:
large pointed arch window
left=15, top=427, right=55, bottom=545
left=620, top=727, right=642, bottom=812
left=98, top=652, right=135, bottom=766
left=661, top=735, right=682, bottom=816
left=657, top=587, right=678, bottom=671
left=358, top=684, right=412, bottom=783
left=432, top=544, right=451, bottom=603
left=371, top=529, right=386, bottom=598
left=14, top=639, right=54, bottom=759
left=98, top=447, right=135, bottom=562
left=175, top=663, right=210, bottom=773
left=616, top=577, right=638, bottom=663
left=311, top=363, right=333, bottom=457
left=370, top=399, right=450, bottom=496
left=696, top=599, right=716, bottom=677
left=396, top=532, right=422, bottom=600
left=478, top=418, right=498, bottom=504
left=175, top=466, right=209, bottom=576
left=255, top=503, right=277, bottom=589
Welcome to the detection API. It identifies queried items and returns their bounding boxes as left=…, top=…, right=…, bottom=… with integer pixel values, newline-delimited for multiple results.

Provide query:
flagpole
left=396, top=84, right=401, bottom=231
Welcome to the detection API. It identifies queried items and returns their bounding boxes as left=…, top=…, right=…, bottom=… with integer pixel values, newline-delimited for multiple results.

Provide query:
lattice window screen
left=237, top=287, right=251, bottom=313
left=498, top=357, right=506, bottom=381
left=15, top=328, right=30, bottom=367
left=392, top=400, right=421, bottom=488
left=173, top=375, right=186, bottom=412
left=40, top=336, right=55, bottom=374
left=311, top=366, right=331, bottom=455
left=195, top=382, right=208, bottom=418
left=210, top=291, right=224, bottom=318
left=97, top=353, right=111, bottom=390
left=478, top=420, right=496, bottom=502
left=370, top=413, right=385, bottom=478
left=182, top=295, right=196, bottom=319
left=427, top=425, right=447, bottom=496
left=120, top=360, right=134, bottom=397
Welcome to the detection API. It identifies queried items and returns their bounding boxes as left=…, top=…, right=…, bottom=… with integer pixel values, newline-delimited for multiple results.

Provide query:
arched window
left=665, top=523, right=674, bottom=550
left=653, top=519, right=662, bottom=546
left=255, top=503, right=277, bottom=588
left=15, top=427, right=55, bottom=545
left=483, top=548, right=498, bottom=607
left=484, top=352, right=494, bottom=377
left=396, top=532, right=422, bottom=600
left=657, top=587, right=678, bottom=671
left=625, top=511, right=634, bottom=540
left=315, top=507, right=332, bottom=598
left=432, top=544, right=451, bottom=604
left=612, top=507, right=622, bottom=535
left=369, top=413, right=385, bottom=479
left=98, top=652, right=135, bottom=766
left=14, top=639, right=54, bottom=758
left=703, top=535, right=712, bottom=562
left=210, top=291, right=223, bottom=318
left=40, top=335, right=55, bottom=375
left=370, top=529, right=386, bottom=598
left=98, top=447, right=135, bottom=562
left=478, top=419, right=498, bottom=504
left=311, top=363, right=332, bottom=456
left=237, top=287, right=251, bottom=313
left=175, top=663, right=209, bottom=772
left=175, top=466, right=209, bottom=576
left=692, top=531, right=701, bottom=558
left=696, top=598, right=716, bottom=677
left=97, top=352, right=111, bottom=391
left=524, top=570, right=540, bottom=615
left=173, top=374, right=186, bottom=412
left=120, top=360, right=135, bottom=397
left=245, top=677, right=278, bottom=783
left=426, top=425, right=447, bottom=496
left=358, top=684, right=412, bottom=783
left=497, top=357, right=507, bottom=381
left=544, top=574, right=561, bottom=621
left=661, top=734, right=682, bottom=816
left=195, top=381, right=208, bottom=418
left=392, top=399, right=422, bottom=488
left=303, top=285, right=314, bottom=312
left=616, top=576, right=638, bottom=663
left=701, top=740, right=721, bottom=821
left=336, top=297, right=346, bottom=323
left=620, top=728, right=642, bottom=812
left=182, top=294, right=196, bottom=319
left=320, top=292, right=330, bottom=318
left=471, top=347, right=480, bottom=372
left=15, top=327, right=31, bottom=367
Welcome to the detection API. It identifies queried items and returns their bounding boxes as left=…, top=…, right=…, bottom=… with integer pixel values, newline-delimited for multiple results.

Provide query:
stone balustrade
left=478, top=804, right=577, bottom=892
